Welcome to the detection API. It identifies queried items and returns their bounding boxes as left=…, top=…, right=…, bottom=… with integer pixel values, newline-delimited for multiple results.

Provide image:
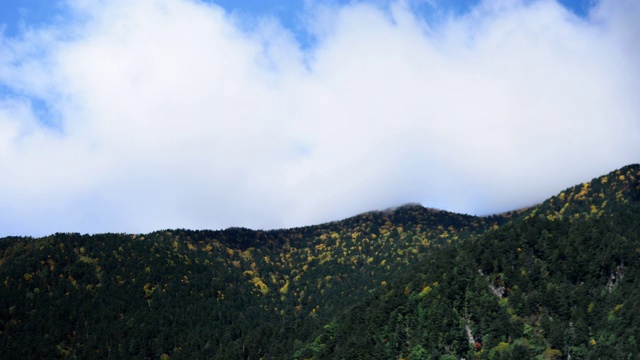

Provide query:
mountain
left=0, top=201, right=502, bottom=358
left=296, top=164, right=640, bottom=359
left=0, top=164, right=638, bottom=359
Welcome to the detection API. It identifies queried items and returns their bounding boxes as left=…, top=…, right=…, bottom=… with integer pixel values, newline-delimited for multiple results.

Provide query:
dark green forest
left=1, top=164, right=639, bottom=359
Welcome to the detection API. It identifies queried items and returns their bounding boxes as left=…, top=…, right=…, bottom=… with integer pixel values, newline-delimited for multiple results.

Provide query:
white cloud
left=0, top=0, right=639, bottom=236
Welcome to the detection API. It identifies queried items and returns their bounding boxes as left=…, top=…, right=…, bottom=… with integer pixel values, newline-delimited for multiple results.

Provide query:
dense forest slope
left=1, top=164, right=638, bottom=359
left=0, top=201, right=501, bottom=358
left=297, top=164, right=640, bottom=359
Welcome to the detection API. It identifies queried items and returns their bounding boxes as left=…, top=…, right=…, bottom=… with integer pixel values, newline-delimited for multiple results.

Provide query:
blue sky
left=0, top=0, right=594, bottom=40
left=0, top=0, right=638, bottom=237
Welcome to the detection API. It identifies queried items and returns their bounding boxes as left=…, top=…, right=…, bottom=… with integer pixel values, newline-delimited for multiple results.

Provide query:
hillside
left=1, top=164, right=638, bottom=359
left=296, top=164, right=640, bottom=359
left=0, top=202, right=501, bottom=359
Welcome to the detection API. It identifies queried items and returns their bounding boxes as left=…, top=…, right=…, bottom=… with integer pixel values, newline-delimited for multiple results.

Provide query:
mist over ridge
left=1, top=0, right=639, bottom=237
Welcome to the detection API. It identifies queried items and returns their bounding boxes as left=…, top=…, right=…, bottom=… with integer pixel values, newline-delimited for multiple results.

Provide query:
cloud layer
left=1, top=0, right=639, bottom=236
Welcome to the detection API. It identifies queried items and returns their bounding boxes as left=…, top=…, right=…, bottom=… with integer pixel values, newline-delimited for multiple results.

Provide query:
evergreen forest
left=1, top=164, right=639, bottom=359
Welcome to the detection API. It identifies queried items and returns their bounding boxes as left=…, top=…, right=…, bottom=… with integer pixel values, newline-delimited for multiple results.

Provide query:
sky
left=0, top=0, right=638, bottom=237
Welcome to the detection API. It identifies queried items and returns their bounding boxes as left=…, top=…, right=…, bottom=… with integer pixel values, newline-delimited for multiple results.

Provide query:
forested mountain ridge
left=0, top=198, right=501, bottom=358
left=296, top=164, right=640, bottom=359
left=0, top=164, right=638, bottom=359
left=520, top=164, right=640, bottom=222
